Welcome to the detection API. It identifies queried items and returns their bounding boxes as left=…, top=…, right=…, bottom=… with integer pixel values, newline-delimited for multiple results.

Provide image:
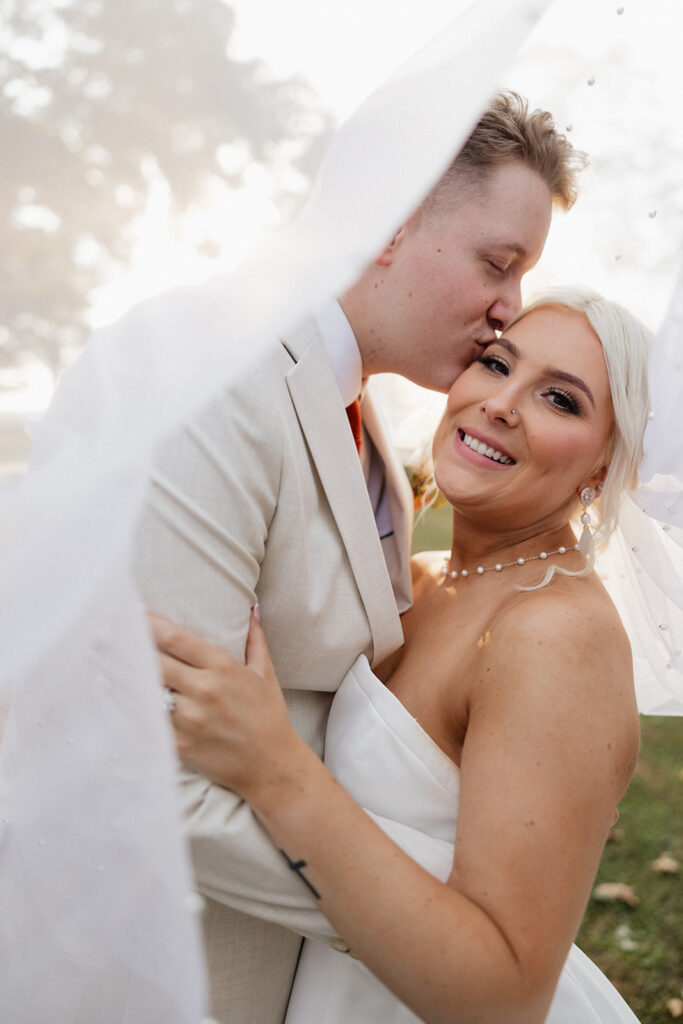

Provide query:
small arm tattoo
left=279, top=849, right=321, bottom=900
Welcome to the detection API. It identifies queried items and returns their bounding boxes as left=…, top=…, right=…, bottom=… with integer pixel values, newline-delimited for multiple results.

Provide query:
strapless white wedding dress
left=285, top=655, right=640, bottom=1024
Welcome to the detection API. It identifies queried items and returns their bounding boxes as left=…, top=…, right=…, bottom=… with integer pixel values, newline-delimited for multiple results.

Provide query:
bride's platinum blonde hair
left=505, top=285, right=653, bottom=552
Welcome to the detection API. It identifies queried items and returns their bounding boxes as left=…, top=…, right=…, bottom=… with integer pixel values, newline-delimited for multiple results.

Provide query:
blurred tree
left=0, top=0, right=330, bottom=382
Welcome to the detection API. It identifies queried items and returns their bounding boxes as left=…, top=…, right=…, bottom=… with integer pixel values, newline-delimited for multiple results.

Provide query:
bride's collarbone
left=409, top=552, right=603, bottom=638
left=405, top=568, right=525, bottom=649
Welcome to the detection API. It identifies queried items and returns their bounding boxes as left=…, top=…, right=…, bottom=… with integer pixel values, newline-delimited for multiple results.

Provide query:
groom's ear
left=375, top=222, right=409, bottom=266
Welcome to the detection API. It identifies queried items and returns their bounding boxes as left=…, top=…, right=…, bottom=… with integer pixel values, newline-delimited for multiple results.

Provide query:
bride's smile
left=455, top=428, right=516, bottom=466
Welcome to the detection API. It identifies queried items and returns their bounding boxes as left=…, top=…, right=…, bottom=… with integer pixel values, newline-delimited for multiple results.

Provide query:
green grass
left=577, top=716, right=683, bottom=1022
left=412, top=507, right=683, bottom=1021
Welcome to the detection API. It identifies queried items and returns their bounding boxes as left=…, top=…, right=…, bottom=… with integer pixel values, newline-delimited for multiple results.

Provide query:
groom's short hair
left=422, top=90, right=584, bottom=215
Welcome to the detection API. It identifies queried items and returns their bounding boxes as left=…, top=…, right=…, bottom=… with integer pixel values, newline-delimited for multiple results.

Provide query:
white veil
left=601, top=256, right=683, bottom=715
left=0, top=2, right=562, bottom=1020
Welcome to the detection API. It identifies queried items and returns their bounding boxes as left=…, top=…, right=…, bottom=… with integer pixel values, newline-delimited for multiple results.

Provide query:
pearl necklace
left=441, top=543, right=580, bottom=581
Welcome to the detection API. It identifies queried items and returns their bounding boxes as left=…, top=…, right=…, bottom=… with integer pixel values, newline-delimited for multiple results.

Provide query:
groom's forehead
left=428, top=165, right=551, bottom=232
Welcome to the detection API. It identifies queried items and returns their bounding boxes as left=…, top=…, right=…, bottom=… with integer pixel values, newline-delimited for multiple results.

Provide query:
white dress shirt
left=313, top=299, right=394, bottom=541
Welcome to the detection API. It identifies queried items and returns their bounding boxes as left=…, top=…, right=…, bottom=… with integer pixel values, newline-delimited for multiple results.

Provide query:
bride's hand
left=149, top=610, right=303, bottom=799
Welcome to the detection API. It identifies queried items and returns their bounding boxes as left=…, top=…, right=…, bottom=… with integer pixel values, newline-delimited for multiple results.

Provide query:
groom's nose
left=487, top=280, right=522, bottom=332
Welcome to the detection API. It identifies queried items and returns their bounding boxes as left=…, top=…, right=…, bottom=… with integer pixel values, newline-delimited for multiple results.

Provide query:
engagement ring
left=163, top=688, right=176, bottom=713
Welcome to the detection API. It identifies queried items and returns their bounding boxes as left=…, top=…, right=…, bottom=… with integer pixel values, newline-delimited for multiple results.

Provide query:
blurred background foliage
left=0, top=0, right=330, bottom=382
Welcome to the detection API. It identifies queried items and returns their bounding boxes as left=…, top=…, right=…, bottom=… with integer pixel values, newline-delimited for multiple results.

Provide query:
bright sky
left=227, top=0, right=470, bottom=122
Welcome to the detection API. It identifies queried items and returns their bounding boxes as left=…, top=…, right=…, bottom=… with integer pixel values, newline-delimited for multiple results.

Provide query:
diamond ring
left=163, top=688, right=176, bottom=713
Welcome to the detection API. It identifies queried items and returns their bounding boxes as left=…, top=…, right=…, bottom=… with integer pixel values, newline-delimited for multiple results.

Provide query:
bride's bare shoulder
left=475, top=578, right=639, bottom=790
left=508, top=572, right=623, bottom=631
left=493, top=575, right=631, bottom=674
left=482, top=577, right=637, bottom=741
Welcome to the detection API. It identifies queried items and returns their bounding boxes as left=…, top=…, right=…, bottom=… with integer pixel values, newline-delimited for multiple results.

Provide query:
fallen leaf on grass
left=651, top=853, right=680, bottom=874
left=667, top=998, right=683, bottom=1018
left=593, top=882, right=639, bottom=906
left=614, top=923, right=638, bottom=951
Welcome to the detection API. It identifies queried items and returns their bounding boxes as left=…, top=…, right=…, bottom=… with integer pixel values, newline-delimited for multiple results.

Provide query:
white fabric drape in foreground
left=0, top=2, right=555, bottom=1020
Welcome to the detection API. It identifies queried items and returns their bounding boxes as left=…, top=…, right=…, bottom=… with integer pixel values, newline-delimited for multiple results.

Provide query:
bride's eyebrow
left=492, top=336, right=521, bottom=358
left=545, top=368, right=595, bottom=409
left=494, top=336, right=595, bottom=408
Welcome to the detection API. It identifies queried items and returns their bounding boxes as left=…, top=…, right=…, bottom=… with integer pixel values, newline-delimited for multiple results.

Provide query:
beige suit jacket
left=135, top=317, right=418, bottom=1024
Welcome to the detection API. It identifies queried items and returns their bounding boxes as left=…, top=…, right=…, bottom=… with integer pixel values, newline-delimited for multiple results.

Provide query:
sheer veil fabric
left=1, top=1, right=683, bottom=1020
left=0, top=2, right=559, bottom=1020
left=599, top=253, right=683, bottom=715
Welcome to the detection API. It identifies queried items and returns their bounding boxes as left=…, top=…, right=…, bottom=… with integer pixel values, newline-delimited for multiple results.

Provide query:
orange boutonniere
left=405, top=464, right=447, bottom=512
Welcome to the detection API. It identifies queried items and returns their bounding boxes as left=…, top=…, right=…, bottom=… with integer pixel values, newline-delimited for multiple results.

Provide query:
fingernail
left=253, top=603, right=261, bottom=621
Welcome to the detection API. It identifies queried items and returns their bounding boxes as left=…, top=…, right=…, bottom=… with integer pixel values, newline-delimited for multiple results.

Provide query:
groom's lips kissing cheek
left=454, top=427, right=516, bottom=469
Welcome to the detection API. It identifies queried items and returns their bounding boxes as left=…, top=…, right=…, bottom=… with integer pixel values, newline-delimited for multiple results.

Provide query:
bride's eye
left=544, top=387, right=582, bottom=415
left=477, top=354, right=509, bottom=376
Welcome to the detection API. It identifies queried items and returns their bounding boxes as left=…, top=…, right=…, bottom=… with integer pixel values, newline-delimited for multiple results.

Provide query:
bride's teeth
left=461, top=431, right=512, bottom=464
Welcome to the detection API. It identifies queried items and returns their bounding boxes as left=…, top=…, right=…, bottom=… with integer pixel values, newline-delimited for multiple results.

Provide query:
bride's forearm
left=244, top=742, right=551, bottom=1024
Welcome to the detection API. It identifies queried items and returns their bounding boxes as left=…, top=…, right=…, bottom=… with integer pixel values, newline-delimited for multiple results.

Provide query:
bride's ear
left=579, top=464, right=608, bottom=499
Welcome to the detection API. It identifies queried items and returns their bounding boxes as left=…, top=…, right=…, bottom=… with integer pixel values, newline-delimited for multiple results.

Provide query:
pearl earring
left=579, top=486, right=596, bottom=556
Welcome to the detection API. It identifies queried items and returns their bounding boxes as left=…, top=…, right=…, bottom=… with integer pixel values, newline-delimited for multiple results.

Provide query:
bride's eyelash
left=544, top=387, right=582, bottom=415
left=477, top=353, right=509, bottom=375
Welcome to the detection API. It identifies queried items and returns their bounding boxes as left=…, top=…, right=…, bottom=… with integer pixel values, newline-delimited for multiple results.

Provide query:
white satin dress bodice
left=284, top=655, right=640, bottom=1024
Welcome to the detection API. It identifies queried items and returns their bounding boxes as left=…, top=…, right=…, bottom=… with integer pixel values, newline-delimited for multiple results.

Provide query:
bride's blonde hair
left=505, top=286, right=653, bottom=552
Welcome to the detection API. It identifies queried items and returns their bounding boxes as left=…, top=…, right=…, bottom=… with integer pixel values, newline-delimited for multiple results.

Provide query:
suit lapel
left=282, top=321, right=403, bottom=664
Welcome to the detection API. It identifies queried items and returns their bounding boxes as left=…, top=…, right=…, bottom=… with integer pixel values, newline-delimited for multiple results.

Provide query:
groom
left=136, top=91, right=580, bottom=1024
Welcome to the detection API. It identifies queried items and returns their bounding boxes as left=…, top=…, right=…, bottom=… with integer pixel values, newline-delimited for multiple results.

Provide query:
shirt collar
left=313, top=298, right=363, bottom=406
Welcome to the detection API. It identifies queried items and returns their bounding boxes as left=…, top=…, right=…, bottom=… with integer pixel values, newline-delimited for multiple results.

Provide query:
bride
left=152, top=286, right=651, bottom=1023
